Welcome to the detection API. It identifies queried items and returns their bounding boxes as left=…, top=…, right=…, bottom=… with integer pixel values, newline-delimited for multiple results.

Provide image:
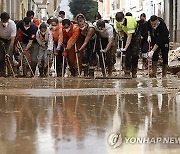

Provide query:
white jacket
left=36, top=28, right=54, bottom=51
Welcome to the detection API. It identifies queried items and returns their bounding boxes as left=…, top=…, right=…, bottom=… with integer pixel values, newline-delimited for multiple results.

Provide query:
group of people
left=115, top=12, right=169, bottom=78
left=0, top=10, right=170, bottom=78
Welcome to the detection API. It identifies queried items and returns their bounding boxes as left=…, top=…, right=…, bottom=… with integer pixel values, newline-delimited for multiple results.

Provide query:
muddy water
left=0, top=78, right=180, bottom=154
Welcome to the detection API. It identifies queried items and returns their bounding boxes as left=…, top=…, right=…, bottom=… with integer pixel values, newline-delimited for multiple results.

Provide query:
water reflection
left=0, top=93, right=180, bottom=154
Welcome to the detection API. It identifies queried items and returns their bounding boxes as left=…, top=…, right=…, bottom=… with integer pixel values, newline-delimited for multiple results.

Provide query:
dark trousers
left=141, top=41, right=149, bottom=64
left=124, top=34, right=140, bottom=71
left=152, top=43, right=169, bottom=65
left=22, top=43, right=39, bottom=74
left=141, top=41, right=148, bottom=54
left=0, top=39, right=11, bottom=76
left=97, top=38, right=116, bottom=69
left=82, top=39, right=97, bottom=70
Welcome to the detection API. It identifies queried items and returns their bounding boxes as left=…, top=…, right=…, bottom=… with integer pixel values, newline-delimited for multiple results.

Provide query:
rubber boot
left=0, top=65, right=6, bottom=77
left=23, top=65, right=27, bottom=77
left=124, top=69, right=131, bottom=78
left=57, top=72, right=62, bottom=77
left=162, top=64, right=168, bottom=78
left=89, top=69, right=94, bottom=78
left=44, top=67, right=48, bottom=77
left=84, top=67, right=88, bottom=77
left=57, top=67, right=62, bottom=77
left=102, top=68, right=106, bottom=77
left=149, top=61, right=157, bottom=78
left=19, top=65, right=23, bottom=77
left=70, top=67, right=77, bottom=77
left=108, top=66, right=113, bottom=77
left=132, top=68, right=137, bottom=78
left=142, top=58, right=147, bottom=70
left=39, top=67, right=44, bottom=77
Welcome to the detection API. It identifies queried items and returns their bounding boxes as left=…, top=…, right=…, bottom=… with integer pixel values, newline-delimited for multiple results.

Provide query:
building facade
left=98, top=0, right=180, bottom=42
left=47, top=0, right=61, bottom=17
left=164, top=0, right=180, bottom=42
left=0, top=0, right=30, bottom=20
left=0, top=0, right=61, bottom=21
left=98, top=0, right=112, bottom=20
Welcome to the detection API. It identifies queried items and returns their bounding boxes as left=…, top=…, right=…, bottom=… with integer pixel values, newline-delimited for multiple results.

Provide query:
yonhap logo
left=108, top=134, right=180, bottom=148
left=108, top=132, right=123, bottom=148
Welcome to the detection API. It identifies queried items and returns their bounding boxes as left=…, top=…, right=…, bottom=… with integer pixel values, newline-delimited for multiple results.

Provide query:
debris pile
left=168, top=42, right=180, bottom=76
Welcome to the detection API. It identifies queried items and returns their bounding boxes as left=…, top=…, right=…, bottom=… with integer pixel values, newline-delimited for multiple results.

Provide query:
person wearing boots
left=49, top=18, right=64, bottom=77
left=0, top=12, right=17, bottom=77
left=115, top=12, right=141, bottom=78
left=95, top=20, right=116, bottom=77
left=36, top=23, right=53, bottom=77
left=76, top=14, right=97, bottom=78
left=147, top=15, right=170, bottom=78
left=16, top=17, right=39, bottom=77
left=58, top=19, right=80, bottom=77
left=138, top=13, right=149, bottom=70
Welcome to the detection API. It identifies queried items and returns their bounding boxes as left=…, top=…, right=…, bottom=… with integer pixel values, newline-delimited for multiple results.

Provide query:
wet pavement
left=0, top=77, right=180, bottom=154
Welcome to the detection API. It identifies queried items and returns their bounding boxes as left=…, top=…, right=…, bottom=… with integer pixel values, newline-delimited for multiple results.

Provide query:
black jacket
left=16, top=20, right=38, bottom=44
left=138, top=20, right=148, bottom=44
left=148, top=17, right=169, bottom=47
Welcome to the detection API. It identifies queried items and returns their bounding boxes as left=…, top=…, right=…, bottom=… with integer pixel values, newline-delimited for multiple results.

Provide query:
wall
left=47, top=0, right=61, bottom=17
left=0, top=0, right=29, bottom=20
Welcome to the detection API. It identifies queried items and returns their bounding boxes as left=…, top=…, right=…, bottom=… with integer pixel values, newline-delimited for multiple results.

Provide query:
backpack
left=110, top=24, right=117, bottom=38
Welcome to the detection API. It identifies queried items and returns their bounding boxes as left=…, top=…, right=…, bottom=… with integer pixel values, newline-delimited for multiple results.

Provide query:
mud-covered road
left=0, top=77, right=180, bottom=154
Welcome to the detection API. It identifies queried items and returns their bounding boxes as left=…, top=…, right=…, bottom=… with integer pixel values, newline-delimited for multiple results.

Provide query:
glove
left=120, top=48, right=126, bottom=52
left=56, top=45, right=61, bottom=51
left=23, top=50, right=28, bottom=54
left=148, top=50, right=154, bottom=58
left=62, top=51, right=67, bottom=57
left=147, top=35, right=151, bottom=42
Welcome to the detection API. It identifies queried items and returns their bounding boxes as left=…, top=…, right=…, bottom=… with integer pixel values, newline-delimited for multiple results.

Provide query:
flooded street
left=0, top=77, right=180, bottom=154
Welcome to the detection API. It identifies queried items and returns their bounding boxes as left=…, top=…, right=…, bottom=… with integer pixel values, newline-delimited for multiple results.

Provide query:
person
left=16, top=17, right=38, bottom=77
left=58, top=11, right=65, bottom=23
left=47, top=16, right=53, bottom=27
left=0, top=12, right=17, bottom=77
left=49, top=18, right=63, bottom=77
left=95, top=19, right=116, bottom=77
left=36, top=23, right=53, bottom=77
left=147, top=15, right=170, bottom=78
left=138, top=13, right=149, bottom=70
left=115, top=12, right=141, bottom=78
left=93, top=12, right=102, bottom=27
left=58, top=19, right=80, bottom=77
left=26, top=10, right=40, bottom=26
left=76, top=14, right=97, bottom=78
left=94, top=12, right=102, bottom=21
left=125, top=12, right=132, bottom=16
